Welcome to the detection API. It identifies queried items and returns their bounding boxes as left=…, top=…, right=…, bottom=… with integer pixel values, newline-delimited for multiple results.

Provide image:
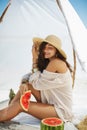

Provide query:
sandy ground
left=0, top=121, right=40, bottom=130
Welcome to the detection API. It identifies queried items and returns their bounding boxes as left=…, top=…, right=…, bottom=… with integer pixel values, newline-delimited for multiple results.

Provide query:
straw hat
left=33, top=35, right=67, bottom=59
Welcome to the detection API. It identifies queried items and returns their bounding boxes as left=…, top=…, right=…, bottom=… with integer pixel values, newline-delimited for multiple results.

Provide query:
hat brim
left=33, top=37, right=67, bottom=59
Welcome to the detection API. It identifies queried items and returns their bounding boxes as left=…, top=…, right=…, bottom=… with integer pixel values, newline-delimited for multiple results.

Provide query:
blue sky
left=0, top=0, right=9, bottom=17
left=0, top=0, right=87, bottom=28
left=69, top=0, right=87, bottom=28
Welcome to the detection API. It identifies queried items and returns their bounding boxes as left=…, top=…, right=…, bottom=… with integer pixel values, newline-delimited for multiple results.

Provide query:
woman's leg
left=0, top=100, right=58, bottom=122
left=0, top=99, right=22, bottom=122
left=27, top=84, right=41, bottom=102
left=0, top=84, right=57, bottom=122
left=10, top=83, right=41, bottom=105
left=26, top=101, right=58, bottom=120
left=10, top=90, right=21, bottom=104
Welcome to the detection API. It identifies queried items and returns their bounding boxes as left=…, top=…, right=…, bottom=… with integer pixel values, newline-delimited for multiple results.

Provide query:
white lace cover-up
left=29, top=69, right=73, bottom=122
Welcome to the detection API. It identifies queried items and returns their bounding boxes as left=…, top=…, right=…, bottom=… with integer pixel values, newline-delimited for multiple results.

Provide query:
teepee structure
left=0, top=0, right=87, bottom=128
left=0, top=0, right=87, bottom=93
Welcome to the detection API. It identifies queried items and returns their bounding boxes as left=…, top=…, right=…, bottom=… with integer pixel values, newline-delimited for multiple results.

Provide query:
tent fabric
left=57, top=0, right=87, bottom=71
left=0, top=0, right=87, bottom=129
left=0, top=0, right=74, bottom=92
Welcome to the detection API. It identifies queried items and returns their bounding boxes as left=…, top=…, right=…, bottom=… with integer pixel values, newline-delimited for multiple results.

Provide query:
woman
left=0, top=35, right=74, bottom=122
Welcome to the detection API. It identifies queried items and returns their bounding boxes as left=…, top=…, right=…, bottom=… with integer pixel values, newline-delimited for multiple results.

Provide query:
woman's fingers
left=19, top=84, right=29, bottom=95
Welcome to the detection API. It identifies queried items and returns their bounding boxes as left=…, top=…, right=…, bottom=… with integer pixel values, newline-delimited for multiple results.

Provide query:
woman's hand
left=19, top=83, right=29, bottom=95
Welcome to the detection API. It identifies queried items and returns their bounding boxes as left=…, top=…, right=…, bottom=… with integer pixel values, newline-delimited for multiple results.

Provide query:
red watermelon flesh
left=20, top=90, right=31, bottom=111
left=41, top=117, right=64, bottom=130
left=43, top=118, right=62, bottom=126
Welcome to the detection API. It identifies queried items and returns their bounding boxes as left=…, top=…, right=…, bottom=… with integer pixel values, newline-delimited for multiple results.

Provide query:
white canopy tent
left=0, top=0, right=74, bottom=91
left=0, top=0, right=87, bottom=128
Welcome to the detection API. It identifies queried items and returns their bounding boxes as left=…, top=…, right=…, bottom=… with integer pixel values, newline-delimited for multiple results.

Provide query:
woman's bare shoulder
left=46, top=58, right=67, bottom=73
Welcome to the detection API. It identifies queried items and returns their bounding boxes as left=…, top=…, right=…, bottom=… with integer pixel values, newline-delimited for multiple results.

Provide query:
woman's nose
left=44, top=48, right=48, bottom=52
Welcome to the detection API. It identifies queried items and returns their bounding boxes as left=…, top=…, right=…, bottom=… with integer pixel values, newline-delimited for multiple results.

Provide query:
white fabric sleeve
left=21, top=72, right=32, bottom=83
left=29, top=70, right=70, bottom=90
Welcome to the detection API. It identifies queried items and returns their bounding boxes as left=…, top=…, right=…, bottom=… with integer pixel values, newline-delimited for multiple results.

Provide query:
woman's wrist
left=32, top=68, right=38, bottom=73
left=32, top=57, right=38, bottom=63
left=32, top=58, right=38, bottom=67
left=32, top=58, right=38, bottom=73
left=32, top=63, right=37, bottom=68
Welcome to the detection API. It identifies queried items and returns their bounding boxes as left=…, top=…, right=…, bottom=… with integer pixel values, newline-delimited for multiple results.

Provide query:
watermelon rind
left=20, top=90, right=31, bottom=111
left=41, top=117, right=64, bottom=130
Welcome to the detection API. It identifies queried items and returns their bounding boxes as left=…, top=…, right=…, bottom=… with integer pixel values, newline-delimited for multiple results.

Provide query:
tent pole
left=56, top=0, right=77, bottom=87
left=0, top=2, right=11, bottom=23
left=72, top=48, right=76, bottom=87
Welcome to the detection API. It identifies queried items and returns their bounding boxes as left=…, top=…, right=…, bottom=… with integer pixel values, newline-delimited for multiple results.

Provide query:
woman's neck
left=49, top=57, right=57, bottom=61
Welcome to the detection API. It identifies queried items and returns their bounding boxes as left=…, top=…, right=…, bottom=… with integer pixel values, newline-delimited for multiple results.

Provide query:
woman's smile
left=43, top=44, right=57, bottom=59
left=44, top=52, right=50, bottom=58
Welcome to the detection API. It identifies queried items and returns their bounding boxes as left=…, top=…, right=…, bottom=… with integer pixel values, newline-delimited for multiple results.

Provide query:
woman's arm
left=29, top=59, right=71, bottom=91
left=32, top=44, right=39, bottom=73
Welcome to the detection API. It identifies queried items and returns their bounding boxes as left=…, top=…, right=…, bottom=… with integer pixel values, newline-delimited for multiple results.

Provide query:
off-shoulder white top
left=29, top=69, right=73, bottom=122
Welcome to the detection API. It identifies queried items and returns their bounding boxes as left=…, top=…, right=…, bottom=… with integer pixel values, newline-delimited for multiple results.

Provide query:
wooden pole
left=0, top=3, right=11, bottom=23
left=56, top=0, right=76, bottom=87
left=72, top=48, right=76, bottom=87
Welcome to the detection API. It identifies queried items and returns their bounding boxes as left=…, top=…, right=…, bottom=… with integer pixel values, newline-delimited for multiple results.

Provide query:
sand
left=0, top=121, right=40, bottom=130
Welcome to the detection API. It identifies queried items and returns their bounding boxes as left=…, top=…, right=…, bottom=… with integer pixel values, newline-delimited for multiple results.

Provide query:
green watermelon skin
left=40, top=118, right=64, bottom=130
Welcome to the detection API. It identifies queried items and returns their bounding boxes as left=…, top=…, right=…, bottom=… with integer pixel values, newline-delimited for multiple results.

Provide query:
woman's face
left=43, top=43, right=57, bottom=59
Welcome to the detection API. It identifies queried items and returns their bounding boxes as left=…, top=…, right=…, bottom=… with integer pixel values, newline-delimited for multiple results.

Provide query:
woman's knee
left=10, top=99, right=22, bottom=111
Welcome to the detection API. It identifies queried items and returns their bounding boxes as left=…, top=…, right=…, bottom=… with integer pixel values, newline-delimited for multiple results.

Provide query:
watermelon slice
left=41, top=117, right=64, bottom=130
left=20, top=90, right=31, bottom=111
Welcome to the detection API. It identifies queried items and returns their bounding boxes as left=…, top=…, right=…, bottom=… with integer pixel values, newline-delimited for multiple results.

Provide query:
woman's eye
left=48, top=47, right=54, bottom=50
left=44, top=46, right=55, bottom=51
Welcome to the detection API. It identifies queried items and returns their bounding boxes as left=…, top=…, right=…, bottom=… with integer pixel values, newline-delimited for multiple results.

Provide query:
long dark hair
left=37, top=42, right=73, bottom=73
left=37, top=42, right=49, bottom=72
